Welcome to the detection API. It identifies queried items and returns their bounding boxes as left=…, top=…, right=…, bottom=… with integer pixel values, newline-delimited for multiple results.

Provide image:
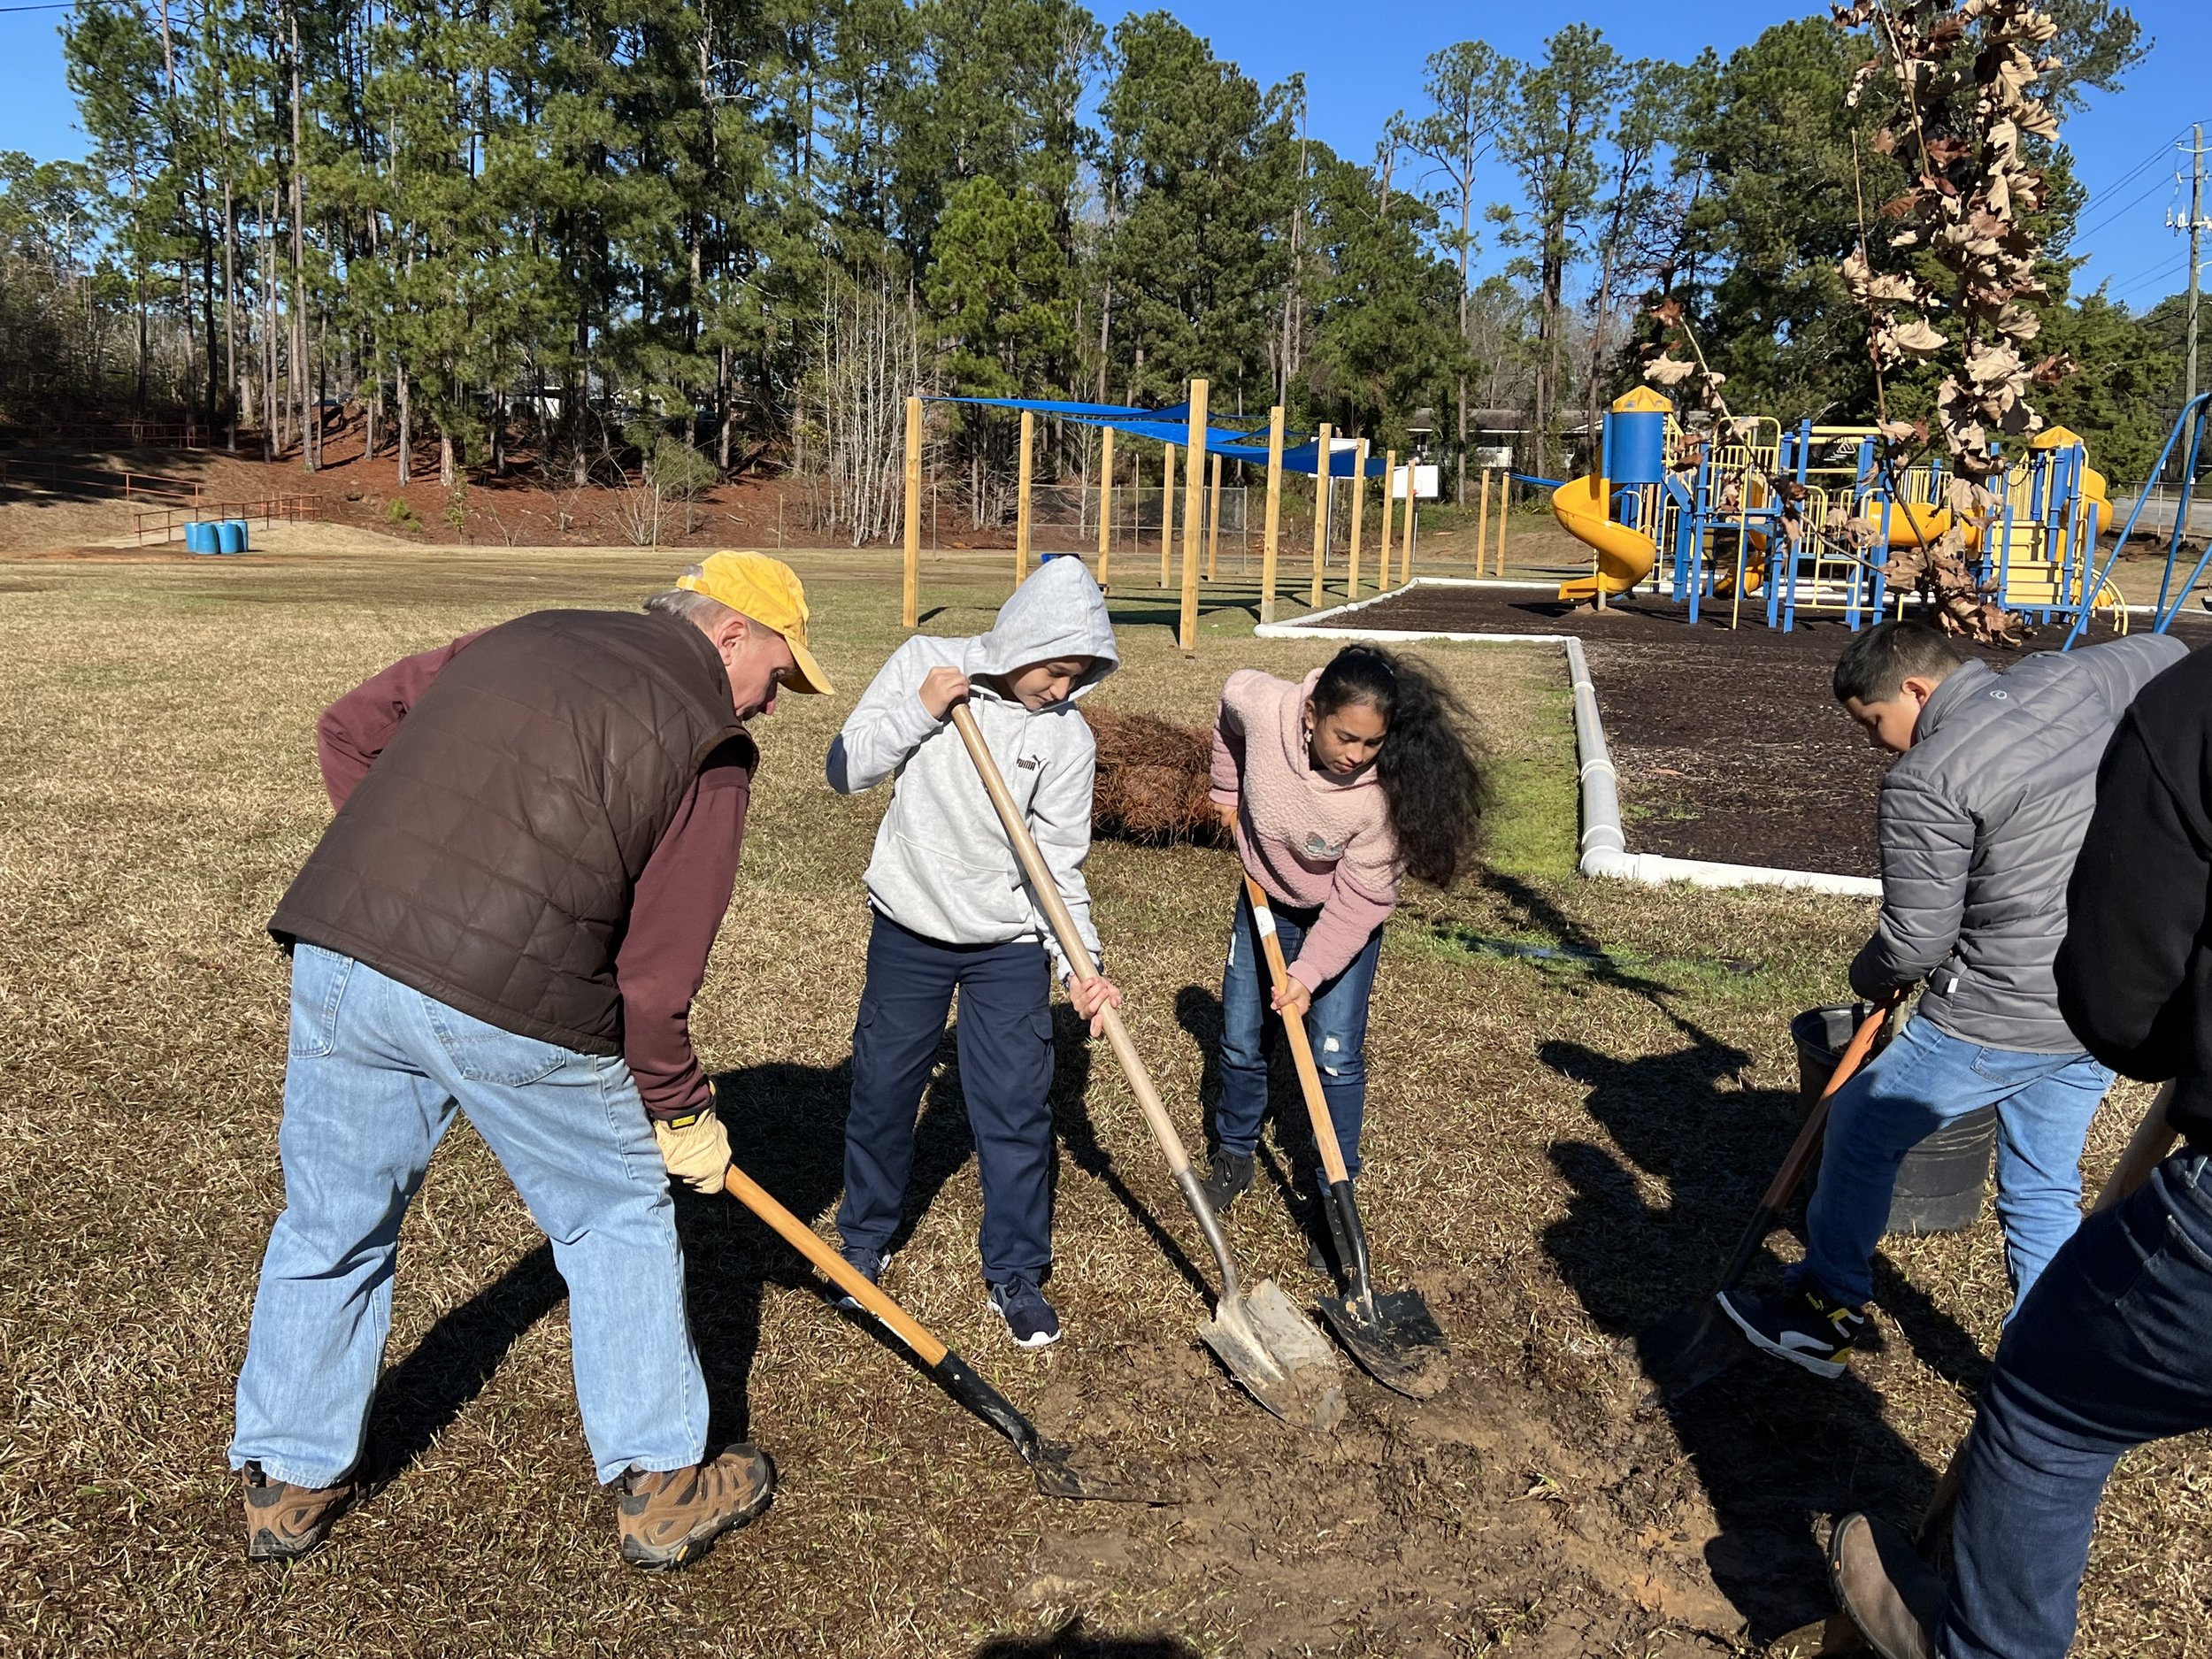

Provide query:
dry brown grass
left=1, top=544, right=2205, bottom=1657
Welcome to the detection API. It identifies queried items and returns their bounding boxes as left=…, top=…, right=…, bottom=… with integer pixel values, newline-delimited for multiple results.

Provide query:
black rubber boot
left=1198, top=1151, right=1254, bottom=1213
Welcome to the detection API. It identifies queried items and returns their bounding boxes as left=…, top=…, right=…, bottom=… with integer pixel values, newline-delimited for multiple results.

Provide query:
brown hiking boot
left=242, top=1462, right=355, bottom=1563
left=1828, top=1512, right=1943, bottom=1659
left=616, top=1446, right=775, bottom=1570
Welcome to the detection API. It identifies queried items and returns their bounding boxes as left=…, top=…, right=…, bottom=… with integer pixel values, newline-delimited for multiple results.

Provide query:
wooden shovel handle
left=946, top=703, right=1194, bottom=1177
left=722, top=1161, right=949, bottom=1366
left=1750, top=990, right=1904, bottom=1216
left=1241, top=875, right=1352, bottom=1187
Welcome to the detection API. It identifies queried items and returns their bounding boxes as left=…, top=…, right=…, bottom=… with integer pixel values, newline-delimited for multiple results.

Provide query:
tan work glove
left=653, top=1105, right=731, bottom=1195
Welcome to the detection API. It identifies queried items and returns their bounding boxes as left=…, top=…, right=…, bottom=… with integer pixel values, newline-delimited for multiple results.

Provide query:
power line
left=0, top=4, right=70, bottom=12
left=2075, top=170, right=2180, bottom=244
left=2108, top=251, right=2186, bottom=302
left=2078, top=124, right=2194, bottom=210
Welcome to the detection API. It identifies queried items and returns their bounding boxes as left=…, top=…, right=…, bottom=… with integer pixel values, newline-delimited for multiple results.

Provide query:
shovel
left=1242, top=875, right=1451, bottom=1399
left=721, top=1160, right=1174, bottom=1503
left=1635, top=988, right=1905, bottom=1402
left=948, top=703, right=1345, bottom=1432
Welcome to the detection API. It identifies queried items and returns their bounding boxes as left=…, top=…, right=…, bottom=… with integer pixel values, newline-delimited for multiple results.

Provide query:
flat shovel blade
left=1026, top=1440, right=1186, bottom=1505
left=1201, top=1277, right=1346, bottom=1432
left=1632, top=1297, right=1753, bottom=1404
left=1316, top=1287, right=1451, bottom=1399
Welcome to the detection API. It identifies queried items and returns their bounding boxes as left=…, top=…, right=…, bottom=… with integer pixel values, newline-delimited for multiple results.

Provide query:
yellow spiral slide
left=1552, top=474, right=1657, bottom=602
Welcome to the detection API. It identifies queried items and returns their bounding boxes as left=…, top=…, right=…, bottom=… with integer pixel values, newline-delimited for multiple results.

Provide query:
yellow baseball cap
left=677, top=552, right=833, bottom=695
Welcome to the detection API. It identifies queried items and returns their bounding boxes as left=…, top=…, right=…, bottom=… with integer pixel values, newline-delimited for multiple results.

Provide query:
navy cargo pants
left=836, top=912, right=1056, bottom=1286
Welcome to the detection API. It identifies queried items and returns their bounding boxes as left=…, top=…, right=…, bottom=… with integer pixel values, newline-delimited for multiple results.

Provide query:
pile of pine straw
left=1085, top=705, right=1226, bottom=846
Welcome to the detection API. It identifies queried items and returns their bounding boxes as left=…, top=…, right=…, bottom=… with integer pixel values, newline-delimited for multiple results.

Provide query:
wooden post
left=1205, top=450, right=1224, bottom=581
left=1347, top=437, right=1369, bottom=599
left=1494, top=472, right=1509, bottom=577
left=1160, top=442, right=1177, bottom=588
left=902, top=394, right=921, bottom=628
left=1179, top=380, right=1209, bottom=651
left=1379, top=448, right=1396, bottom=588
left=1309, top=422, right=1333, bottom=608
left=1476, top=469, right=1491, bottom=580
left=1015, top=407, right=1034, bottom=585
left=1260, top=404, right=1285, bottom=624
left=1095, top=424, right=1114, bottom=591
left=1402, top=463, right=1418, bottom=586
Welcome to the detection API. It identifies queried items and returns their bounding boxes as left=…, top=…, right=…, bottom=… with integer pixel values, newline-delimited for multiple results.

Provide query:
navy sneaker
left=1717, top=1284, right=1869, bottom=1379
left=833, top=1248, right=887, bottom=1313
left=987, top=1276, right=1062, bottom=1348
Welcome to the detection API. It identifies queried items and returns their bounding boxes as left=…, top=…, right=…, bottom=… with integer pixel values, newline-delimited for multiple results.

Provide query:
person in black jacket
left=1828, top=640, right=2212, bottom=1659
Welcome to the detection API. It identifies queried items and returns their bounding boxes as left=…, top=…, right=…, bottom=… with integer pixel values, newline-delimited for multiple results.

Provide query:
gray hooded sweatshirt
left=826, top=556, right=1118, bottom=975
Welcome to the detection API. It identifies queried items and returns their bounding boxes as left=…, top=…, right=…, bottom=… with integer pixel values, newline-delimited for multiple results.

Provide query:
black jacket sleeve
left=2056, top=699, right=2209, bottom=1080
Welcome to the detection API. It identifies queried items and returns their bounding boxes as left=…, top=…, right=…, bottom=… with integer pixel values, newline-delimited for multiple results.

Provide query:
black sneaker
left=987, top=1276, right=1062, bottom=1348
left=1717, top=1284, right=1869, bottom=1379
left=833, top=1247, right=887, bottom=1313
left=1198, top=1151, right=1255, bottom=1214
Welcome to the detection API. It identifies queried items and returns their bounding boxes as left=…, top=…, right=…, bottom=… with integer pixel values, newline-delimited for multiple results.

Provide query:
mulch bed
left=1297, top=582, right=2211, bottom=879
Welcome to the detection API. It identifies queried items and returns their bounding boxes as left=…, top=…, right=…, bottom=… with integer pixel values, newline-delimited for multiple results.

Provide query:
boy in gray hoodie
left=825, top=556, right=1122, bottom=1347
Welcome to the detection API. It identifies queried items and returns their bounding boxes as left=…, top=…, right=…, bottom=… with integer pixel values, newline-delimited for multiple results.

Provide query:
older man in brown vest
left=229, top=553, right=830, bottom=1570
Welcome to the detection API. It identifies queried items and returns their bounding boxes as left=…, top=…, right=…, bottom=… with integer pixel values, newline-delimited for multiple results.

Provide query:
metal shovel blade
left=1025, top=1439, right=1187, bottom=1506
left=1317, top=1286, right=1451, bottom=1399
left=1200, top=1277, right=1347, bottom=1432
left=1632, top=1297, right=1754, bottom=1404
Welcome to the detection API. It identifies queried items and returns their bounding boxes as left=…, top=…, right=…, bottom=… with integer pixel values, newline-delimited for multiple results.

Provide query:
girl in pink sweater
left=1200, top=645, right=1484, bottom=1222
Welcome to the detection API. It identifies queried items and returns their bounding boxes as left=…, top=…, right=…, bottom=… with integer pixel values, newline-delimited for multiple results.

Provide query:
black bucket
left=1790, top=1004, right=1996, bottom=1236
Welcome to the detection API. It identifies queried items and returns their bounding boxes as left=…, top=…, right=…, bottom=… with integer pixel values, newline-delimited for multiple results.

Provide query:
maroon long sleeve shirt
left=314, top=631, right=753, bottom=1120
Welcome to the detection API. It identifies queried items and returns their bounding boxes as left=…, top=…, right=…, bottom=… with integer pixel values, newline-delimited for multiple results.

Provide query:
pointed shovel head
left=1200, top=1276, right=1346, bottom=1432
left=1316, top=1287, right=1451, bottom=1400
left=1025, top=1439, right=1187, bottom=1505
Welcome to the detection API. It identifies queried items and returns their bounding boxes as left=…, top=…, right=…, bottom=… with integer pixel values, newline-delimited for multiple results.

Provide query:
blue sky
left=2, top=0, right=2203, bottom=308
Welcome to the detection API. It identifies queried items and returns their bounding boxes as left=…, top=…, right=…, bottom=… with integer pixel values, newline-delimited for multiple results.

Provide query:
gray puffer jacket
left=1851, top=633, right=2189, bottom=1051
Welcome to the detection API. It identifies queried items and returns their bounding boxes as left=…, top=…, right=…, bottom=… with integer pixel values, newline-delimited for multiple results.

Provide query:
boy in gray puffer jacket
left=1720, top=618, right=2186, bottom=1379
left=825, top=556, right=1123, bottom=1348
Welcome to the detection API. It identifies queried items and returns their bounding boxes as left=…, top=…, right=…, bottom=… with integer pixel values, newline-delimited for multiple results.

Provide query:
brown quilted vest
left=270, top=609, right=745, bottom=1055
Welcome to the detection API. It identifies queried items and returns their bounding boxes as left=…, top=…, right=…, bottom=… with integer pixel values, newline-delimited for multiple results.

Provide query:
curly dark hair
left=1311, top=644, right=1486, bottom=888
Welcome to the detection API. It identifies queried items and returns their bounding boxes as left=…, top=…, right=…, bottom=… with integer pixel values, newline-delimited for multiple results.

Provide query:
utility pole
left=2171, top=125, right=2208, bottom=407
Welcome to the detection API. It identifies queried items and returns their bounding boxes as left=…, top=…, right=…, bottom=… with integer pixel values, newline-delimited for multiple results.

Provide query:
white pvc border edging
left=1256, top=581, right=1883, bottom=899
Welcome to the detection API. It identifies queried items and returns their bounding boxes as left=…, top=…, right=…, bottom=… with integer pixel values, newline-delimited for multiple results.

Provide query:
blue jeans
left=1941, top=1148, right=2212, bottom=1659
left=836, top=914, right=1056, bottom=1285
left=230, top=945, right=707, bottom=1488
left=1216, top=888, right=1383, bottom=1178
left=1795, top=1015, right=2112, bottom=1312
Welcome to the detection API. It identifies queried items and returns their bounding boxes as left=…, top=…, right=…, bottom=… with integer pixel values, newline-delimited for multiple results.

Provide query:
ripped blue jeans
left=1213, top=887, right=1383, bottom=1177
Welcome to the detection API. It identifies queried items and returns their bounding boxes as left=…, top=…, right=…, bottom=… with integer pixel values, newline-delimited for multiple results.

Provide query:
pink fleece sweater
left=1209, top=667, right=1401, bottom=993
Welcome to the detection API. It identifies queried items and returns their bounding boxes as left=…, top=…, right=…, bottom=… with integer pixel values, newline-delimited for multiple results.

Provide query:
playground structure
left=897, top=387, right=1439, bottom=646
left=1547, top=388, right=2144, bottom=637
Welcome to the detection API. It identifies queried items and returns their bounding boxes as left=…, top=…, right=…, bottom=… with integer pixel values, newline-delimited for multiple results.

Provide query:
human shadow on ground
left=361, top=1240, right=568, bottom=1486
left=974, top=1618, right=1198, bottom=1658
left=1481, top=871, right=1974, bottom=1640
left=1172, top=983, right=1336, bottom=1263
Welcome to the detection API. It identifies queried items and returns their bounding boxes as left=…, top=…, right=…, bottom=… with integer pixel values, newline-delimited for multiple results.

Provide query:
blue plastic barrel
left=215, top=519, right=242, bottom=554
left=186, top=520, right=215, bottom=554
left=229, top=518, right=250, bottom=553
